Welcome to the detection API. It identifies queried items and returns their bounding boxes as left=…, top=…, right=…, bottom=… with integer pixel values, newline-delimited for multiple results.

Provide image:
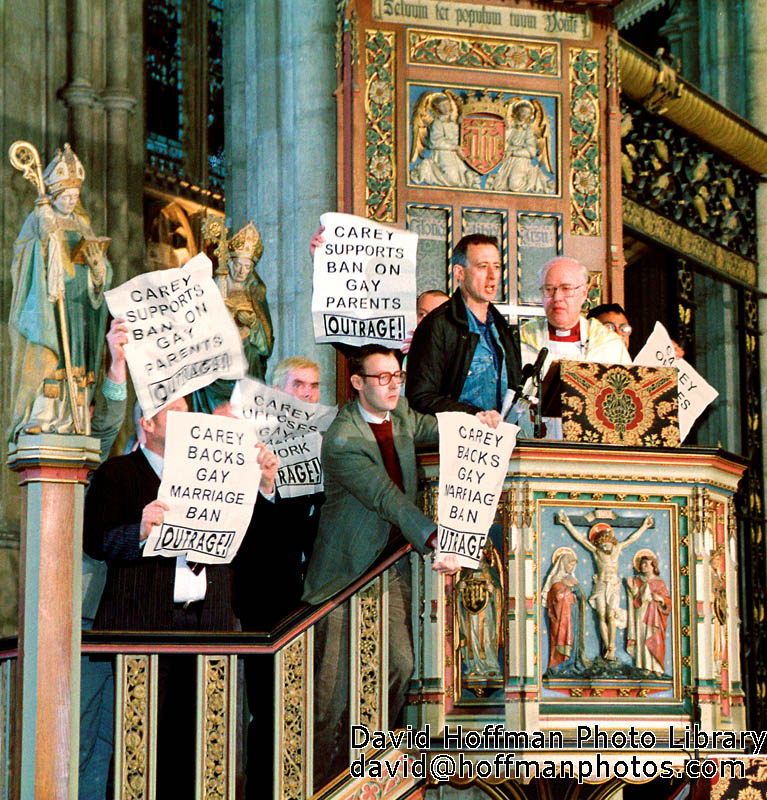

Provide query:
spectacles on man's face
left=540, top=284, right=585, bottom=298
left=358, top=370, right=406, bottom=386
left=602, top=321, right=633, bottom=336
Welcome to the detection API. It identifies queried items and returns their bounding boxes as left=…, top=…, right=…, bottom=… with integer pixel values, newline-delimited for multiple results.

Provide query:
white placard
left=436, top=413, right=519, bottom=569
left=272, top=432, right=324, bottom=498
left=312, top=212, right=418, bottom=346
left=633, top=321, right=718, bottom=442
left=105, top=253, right=247, bottom=416
left=143, top=412, right=261, bottom=564
left=230, top=378, right=337, bottom=444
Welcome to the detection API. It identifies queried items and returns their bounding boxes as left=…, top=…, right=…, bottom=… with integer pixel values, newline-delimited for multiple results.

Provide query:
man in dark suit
left=84, top=395, right=277, bottom=794
left=233, top=355, right=325, bottom=800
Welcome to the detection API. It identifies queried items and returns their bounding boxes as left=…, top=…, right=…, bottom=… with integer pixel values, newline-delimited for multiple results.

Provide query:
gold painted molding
left=619, top=39, right=767, bottom=174
left=623, top=197, right=758, bottom=286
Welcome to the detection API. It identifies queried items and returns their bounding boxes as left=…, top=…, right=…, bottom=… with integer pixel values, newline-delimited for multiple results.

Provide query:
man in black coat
left=84, top=395, right=278, bottom=795
left=405, top=233, right=522, bottom=419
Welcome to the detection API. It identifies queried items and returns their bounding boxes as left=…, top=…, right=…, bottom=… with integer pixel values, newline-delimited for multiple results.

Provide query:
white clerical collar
left=141, top=444, right=164, bottom=479
left=357, top=401, right=390, bottom=425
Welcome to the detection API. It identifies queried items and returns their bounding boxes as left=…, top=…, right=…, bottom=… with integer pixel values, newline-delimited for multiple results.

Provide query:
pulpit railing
left=0, top=543, right=412, bottom=800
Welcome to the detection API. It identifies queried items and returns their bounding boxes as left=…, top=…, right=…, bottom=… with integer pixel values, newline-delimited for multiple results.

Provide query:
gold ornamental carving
left=280, top=636, right=307, bottom=800
left=359, top=580, right=382, bottom=728
left=623, top=195, right=757, bottom=288
left=117, top=654, right=155, bottom=800
left=407, top=29, right=560, bottom=76
left=619, top=39, right=767, bottom=174
left=569, top=48, right=601, bottom=236
left=365, top=30, right=396, bottom=221
left=199, top=655, right=234, bottom=799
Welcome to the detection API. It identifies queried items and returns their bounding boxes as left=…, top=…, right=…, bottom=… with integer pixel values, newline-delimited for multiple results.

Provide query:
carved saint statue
left=557, top=512, right=654, bottom=661
left=542, top=547, right=590, bottom=674
left=625, top=549, right=671, bottom=674
left=455, top=540, right=504, bottom=693
left=486, top=98, right=554, bottom=194
left=191, top=218, right=274, bottom=414
left=222, top=221, right=273, bottom=380
left=410, top=90, right=480, bottom=189
left=8, top=142, right=112, bottom=441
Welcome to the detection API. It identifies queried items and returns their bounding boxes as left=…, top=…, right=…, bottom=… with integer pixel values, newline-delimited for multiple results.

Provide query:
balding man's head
left=539, top=257, right=589, bottom=330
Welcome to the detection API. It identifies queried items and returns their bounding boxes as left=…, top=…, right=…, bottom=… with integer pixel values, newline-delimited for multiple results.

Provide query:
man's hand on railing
left=432, top=552, right=460, bottom=575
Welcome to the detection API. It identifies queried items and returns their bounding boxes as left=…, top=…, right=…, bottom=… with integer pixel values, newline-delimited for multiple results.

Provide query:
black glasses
left=602, top=322, right=633, bottom=336
left=359, top=370, right=406, bottom=386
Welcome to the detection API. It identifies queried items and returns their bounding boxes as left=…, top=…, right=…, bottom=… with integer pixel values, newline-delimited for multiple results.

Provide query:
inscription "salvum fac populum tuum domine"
left=372, top=0, right=591, bottom=40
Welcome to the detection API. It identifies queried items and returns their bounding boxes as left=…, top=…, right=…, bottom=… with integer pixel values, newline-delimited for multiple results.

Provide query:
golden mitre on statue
left=227, top=220, right=263, bottom=265
left=42, top=143, right=85, bottom=195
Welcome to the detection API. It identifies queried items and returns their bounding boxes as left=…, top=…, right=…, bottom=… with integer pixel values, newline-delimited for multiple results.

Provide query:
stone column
left=60, top=0, right=97, bottom=166
left=102, top=0, right=137, bottom=288
left=224, top=0, right=337, bottom=400
left=7, top=435, right=101, bottom=800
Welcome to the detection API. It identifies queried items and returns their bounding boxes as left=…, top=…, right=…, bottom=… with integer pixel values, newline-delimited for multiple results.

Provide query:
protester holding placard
left=83, top=396, right=278, bottom=797
left=633, top=321, right=718, bottom=442
left=405, top=233, right=522, bottom=418
left=311, top=212, right=418, bottom=348
left=303, top=344, right=501, bottom=785
left=235, top=355, right=326, bottom=800
left=104, top=252, right=248, bottom=418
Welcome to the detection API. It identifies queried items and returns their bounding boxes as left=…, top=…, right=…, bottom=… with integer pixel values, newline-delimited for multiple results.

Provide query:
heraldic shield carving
left=409, top=84, right=559, bottom=195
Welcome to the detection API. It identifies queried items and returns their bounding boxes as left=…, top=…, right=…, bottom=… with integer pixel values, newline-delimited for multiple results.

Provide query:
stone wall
left=0, top=0, right=145, bottom=635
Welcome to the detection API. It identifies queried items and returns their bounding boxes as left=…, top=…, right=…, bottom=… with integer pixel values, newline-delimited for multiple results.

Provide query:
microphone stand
left=531, top=347, right=549, bottom=439
left=533, top=369, right=544, bottom=439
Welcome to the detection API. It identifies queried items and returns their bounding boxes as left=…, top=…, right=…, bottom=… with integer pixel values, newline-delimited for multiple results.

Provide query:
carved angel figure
left=410, top=90, right=480, bottom=189
left=487, top=98, right=554, bottom=194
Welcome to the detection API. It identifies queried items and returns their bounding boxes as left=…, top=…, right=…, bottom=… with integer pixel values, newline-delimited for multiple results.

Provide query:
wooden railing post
left=7, top=433, right=100, bottom=799
left=275, top=630, right=314, bottom=800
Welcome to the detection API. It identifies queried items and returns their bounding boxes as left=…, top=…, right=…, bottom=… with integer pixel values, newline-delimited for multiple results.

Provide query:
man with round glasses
left=587, top=302, right=632, bottom=353
left=519, top=257, right=630, bottom=438
left=304, top=343, right=498, bottom=784
left=520, top=256, right=630, bottom=379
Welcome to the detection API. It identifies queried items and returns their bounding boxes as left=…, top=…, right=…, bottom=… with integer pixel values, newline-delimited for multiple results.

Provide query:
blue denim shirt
left=459, top=298, right=508, bottom=411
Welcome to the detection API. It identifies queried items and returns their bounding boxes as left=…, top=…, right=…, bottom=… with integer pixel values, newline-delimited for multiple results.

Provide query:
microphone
left=532, top=347, right=549, bottom=380
left=513, top=362, right=536, bottom=398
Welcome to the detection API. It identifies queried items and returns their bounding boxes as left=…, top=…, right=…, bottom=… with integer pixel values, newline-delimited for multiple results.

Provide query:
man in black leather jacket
left=405, top=233, right=522, bottom=417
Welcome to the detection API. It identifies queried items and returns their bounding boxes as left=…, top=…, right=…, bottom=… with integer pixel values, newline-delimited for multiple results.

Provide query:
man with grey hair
left=519, top=257, right=630, bottom=438
left=238, top=354, right=324, bottom=798
left=520, top=256, right=630, bottom=377
left=272, top=355, right=321, bottom=403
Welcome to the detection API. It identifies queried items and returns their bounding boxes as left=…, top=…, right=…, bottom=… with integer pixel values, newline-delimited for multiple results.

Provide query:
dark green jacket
left=302, top=397, right=437, bottom=604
